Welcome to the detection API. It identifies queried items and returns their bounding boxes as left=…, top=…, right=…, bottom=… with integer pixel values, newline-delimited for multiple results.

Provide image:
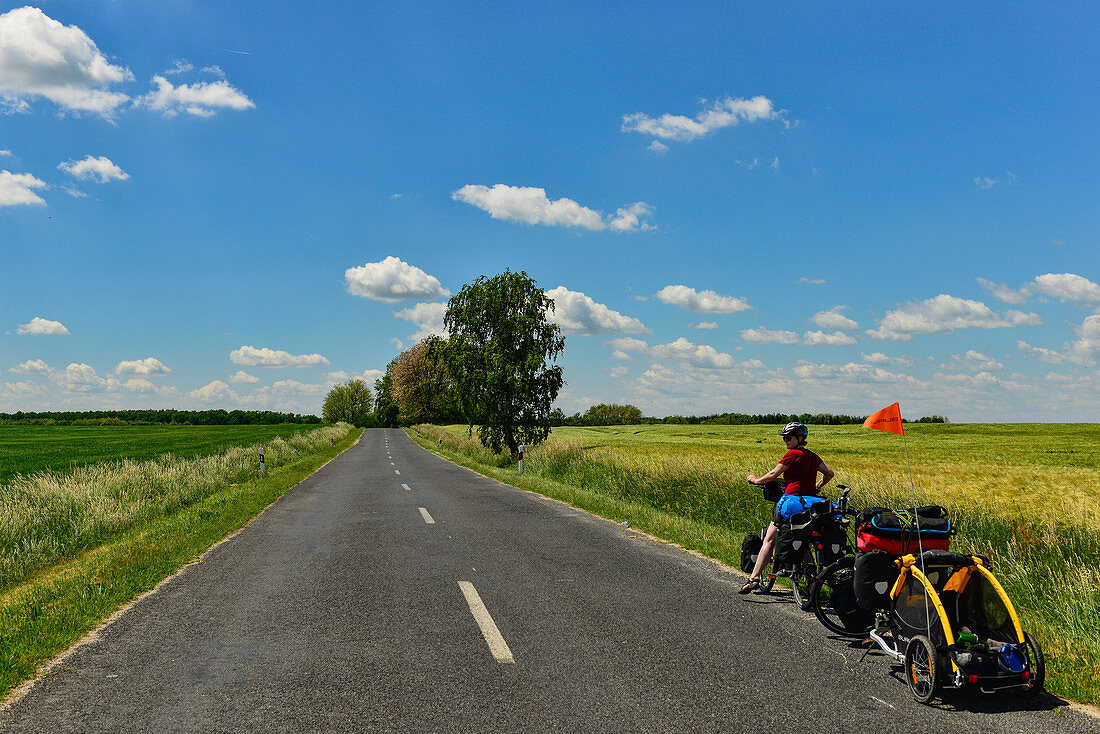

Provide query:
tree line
left=548, top=408, right=948, bottom=427
left=0, top=410, right=322, bottom=426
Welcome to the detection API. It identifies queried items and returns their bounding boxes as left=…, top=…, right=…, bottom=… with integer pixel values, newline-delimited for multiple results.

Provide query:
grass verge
left=410, top=425, right=1100, bottom=707
left=0, top=425, right=362, bottom=701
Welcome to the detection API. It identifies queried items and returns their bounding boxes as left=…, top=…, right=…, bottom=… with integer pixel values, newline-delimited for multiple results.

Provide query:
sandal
left=738, top=578, right=761, bottom=595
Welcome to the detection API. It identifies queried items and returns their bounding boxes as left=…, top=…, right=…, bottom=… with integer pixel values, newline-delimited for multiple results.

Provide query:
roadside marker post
left=518, top=444, right=524, bottom=474
left=259, top=447, right=266, bottom=476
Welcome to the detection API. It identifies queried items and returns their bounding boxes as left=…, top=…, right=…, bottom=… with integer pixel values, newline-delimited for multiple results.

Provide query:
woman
left=739, top=422, right=835, bottom=594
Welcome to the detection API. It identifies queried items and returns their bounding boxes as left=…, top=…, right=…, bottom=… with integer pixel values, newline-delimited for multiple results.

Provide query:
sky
left=1, top=1, right=1097, bottom=421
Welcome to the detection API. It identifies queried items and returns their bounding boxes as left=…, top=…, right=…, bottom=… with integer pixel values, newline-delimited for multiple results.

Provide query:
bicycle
left=806, top=485, right=876, bottom=636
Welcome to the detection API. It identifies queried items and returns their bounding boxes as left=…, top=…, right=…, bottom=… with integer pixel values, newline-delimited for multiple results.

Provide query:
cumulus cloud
left=608, top=336, right=736, bottom=368
left=861, top=352, right=913, bottom=367
left=655, top=285, right=750, bottom=314
left=739, top=327, right=800, bottom=345
left=648, top=140, right=669, bottom=154
left=18, top=317, right=69, bottom=335
left=810, top=307, right=858, bottom=331
left=1031, top=273, right=1100, bottom=308
left=49, top=362, right=117, bottom=392
left=345, top=256, right=450, bottom=303
left=622, top=95, right=783, bottom=142
left=11, top=358, right=50, bottom=374
left=691, top=321, right=719, bottom=330
left=866, top=295, right=1041, bottom=341
left=1021, top=314, right=1100, bottom=365
left=190, top=380, right=237, bottom=403
left=949, top=350, right=1004, bottom=372
left=137, top=75, right=254, bottom=117
left=791, top=361, right=917, bottom=384
left=394, top=301, right=448, bottom=341
left=451, top=184, right=655, bottom=232
left=0, top=7, right=132, bottom=116
left=800, top=277, right=826, bottom=286
left=114, top=357, right=171, bottom=376
left=545, top=287, right=648, bottom=335
left=58, top=155, right=129, bottom=183
left=230, top=370, right=260, bottom=384
left=802, top=330, right=858, bottom=346
left=230, top=345, right=330, bottom=368
left=0, top=170, right=48, bottom=206
left=976, top=277, right=1029, bottom=305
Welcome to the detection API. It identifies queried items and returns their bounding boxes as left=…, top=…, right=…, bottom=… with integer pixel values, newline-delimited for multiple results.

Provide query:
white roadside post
left=259, top=446, right=266, bottom=476
left=518, top=444, right=524, bottom=474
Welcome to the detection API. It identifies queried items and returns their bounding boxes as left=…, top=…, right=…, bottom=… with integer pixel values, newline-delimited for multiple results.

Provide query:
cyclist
left=739, top=422, right=835, bottom=594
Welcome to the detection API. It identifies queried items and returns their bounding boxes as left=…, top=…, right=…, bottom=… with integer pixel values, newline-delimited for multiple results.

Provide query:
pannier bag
left=760, top=479, right=787, bottom=503
left=740, top=534, right=763, bottom=573
left=853, top=549, right=900, bottom=611
left=773, top=510, right=814, bottom=569
left=855, top=506, right=952, bottom=556
left=814, top=520, right=850, bottom=566
left=776, top=494, right=829, bottom=521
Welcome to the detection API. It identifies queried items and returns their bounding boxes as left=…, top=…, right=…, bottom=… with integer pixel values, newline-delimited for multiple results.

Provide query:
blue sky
left=1, top=1, right=1097, bottom=421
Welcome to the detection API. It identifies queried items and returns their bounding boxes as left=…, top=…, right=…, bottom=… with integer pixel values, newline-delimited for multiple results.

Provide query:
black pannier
left=814, top=520, right=849, bottom=566
left=853, top=549, right=900, bottom=611
left=740, top=534, right=763, bottom=573
left=773, top=510, right=814, bottom=569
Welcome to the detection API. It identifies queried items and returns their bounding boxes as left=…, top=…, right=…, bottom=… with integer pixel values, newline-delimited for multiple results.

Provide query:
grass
left=0, top=423, right=361, bottom=700
left=0, top=424, right=317, bottom=485
left=411, top=423, right=1100, bottom=707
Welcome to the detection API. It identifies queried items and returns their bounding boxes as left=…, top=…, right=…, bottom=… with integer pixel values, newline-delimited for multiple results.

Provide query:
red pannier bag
left=855, top=506, right=952, bottom=556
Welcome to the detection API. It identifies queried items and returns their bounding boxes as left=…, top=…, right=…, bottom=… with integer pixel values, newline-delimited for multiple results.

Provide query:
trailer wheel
left=905, top=635, right=940, bottom=704
left=1016, top=631, right=1046, bottom=698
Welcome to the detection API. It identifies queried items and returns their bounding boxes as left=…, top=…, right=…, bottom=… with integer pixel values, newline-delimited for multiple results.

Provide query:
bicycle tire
left=810, top=556, right=873, bottom=637
left=791, top=564, right=813, bottom=610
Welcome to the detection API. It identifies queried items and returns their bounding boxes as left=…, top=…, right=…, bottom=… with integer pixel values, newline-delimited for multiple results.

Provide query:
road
left=2, top=428, right=1094, bottom=732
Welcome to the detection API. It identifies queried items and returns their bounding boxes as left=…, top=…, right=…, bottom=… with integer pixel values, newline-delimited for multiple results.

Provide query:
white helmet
left=781, top=422, right=808, bottom=438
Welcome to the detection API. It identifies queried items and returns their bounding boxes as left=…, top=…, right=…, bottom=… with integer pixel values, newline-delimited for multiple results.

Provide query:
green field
left=0, top=424, right=316, bottom=485
left=414, top=422, right=1100, bottom=706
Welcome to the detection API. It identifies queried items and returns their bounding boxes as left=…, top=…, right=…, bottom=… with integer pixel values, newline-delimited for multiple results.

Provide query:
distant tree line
left=0, top=410, right=321, bottom=426
left=548, top=407, right=948, bottom=427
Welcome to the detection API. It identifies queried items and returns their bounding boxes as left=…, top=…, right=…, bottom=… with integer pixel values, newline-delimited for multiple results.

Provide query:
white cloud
left=622, top=95, right=783, bottom=142
left=62, top=184, right=89, bottom=199
left=974, top=176, right=998, bottom=189
left=114, top=357, right=171, bottom=376
left=810, top=307, right=858, bottom=331
left=866, top=295, right=1042, bottom=341
left=691, top=321, right=719, bottom=330
left=345, top=256, right=450, bottom=303
left=609, top=336, right=736, bottom=368
left=58, top=155, right=129, bottom=183
left=648, top=140, right=669, bottom=154
left=451, top=184, right=655, bottom=232
left=230, top=346, right=330, bottom=368
left=1031, top=273, right=1100, bottom=308
left=394, top=301, right=448, bottom=341
left=655, top=285, right=750, bottom=314
left=861, top=352, right=913, bottom=367
left=0, top=7, right=132, bottom=116
left=800, top=277, right=826, bottom=286
left=164, top=59, right=193, bottom=76
left=0, top=170, right=48, bottom=206
left=802, top=330, right=858, bottom=346
left=11, top=358, right=50, bottom=374
left=610, top=365, right=628, bottom=378
left=49, top=362, right=117, bottom=392
left=17, top=317, right=69, bottom=335
left=0, top=148, right=11, bottom=156
left=123, top=377, right=156, bottom=393
left=792, top=361, right=916, bottom=384
left=607, top=202, right=657, bottom=233
left=137, top=75, right=254, bottom=117
left=950, top=350, right=1004, bottom=372
left=1017, top=340, right=1066, bottom=365
left=190, top=380, right=237, bottom=403
left=976, top=277, right=1029, bottom=305
left=230, top=370, right=260, bottom=384
left=546, top=287, right=649, bottom=335
left=739, top=327, right=800, bottom=345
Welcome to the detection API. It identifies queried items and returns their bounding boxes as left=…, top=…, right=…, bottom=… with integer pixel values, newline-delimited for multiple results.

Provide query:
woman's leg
left=750, top=521, right=778, bottom=580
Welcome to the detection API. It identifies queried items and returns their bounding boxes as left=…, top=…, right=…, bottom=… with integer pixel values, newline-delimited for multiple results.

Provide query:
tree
left=321, top=378, right=373, bottom=426
left=443, top=270, right=565, bottom=457
left=390, top=336, right=458, bottom=424
left=580, top=403, right=643, bottom=425
left=373, top=366, right=400, bottom=427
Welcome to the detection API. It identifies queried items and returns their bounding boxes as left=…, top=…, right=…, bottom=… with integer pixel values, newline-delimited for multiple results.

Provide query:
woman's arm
left=748, top=463, right=787, bottom=485
left=815, top=461, right=835, bottom=492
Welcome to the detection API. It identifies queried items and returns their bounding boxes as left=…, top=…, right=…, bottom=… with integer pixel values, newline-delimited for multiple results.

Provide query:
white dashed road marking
left=401, top=483, right=411, bottom=491
left=458, top=582, right=514, bottom=664
left=418, top=507, right=435, bottom=524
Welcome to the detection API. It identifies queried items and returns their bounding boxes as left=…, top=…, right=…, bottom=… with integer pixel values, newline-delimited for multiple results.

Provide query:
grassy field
left=412, top=422, right=1100, bottom=707
left=0, top=424, right=317, bottom=485
left=0, top=423, right=361, bottom=699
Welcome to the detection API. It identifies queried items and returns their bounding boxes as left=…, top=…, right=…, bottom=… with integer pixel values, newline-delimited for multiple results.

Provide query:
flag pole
left=899, top=413, right=931, bottom=636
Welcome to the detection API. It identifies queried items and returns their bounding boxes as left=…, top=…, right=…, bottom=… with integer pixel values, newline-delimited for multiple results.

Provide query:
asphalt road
left=2, top=428, right=1095, bottom=732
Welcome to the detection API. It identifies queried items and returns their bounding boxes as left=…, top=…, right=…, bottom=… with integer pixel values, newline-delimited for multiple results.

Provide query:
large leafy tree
left=321, top=378, right=373, bottom=426
left=444, top=270, right=565, bottom=457
left=390, top=335, right=458, bottom=424
left=372, top=364, right=400, bottom=427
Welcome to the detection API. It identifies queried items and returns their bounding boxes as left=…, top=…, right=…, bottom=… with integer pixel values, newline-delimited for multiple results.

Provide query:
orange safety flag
left=863, top=402, right=904, bottom=435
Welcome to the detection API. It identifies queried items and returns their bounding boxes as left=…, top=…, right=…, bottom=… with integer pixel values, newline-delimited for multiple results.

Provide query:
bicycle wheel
left=1016, top=631, right=1046, bottom=698
left=791, top=564, right=813, bottom=611
left=905, top=635, right=940, bottom=704
left=810, top=557, right=873, bottom=638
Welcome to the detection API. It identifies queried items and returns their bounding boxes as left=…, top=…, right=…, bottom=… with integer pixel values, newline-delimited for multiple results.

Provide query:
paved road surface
left=2, top=428, right=1094, bottom=732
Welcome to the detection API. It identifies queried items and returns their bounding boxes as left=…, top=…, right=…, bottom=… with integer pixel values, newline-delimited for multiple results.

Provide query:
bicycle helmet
left=781, top=422, right=808, bottom=439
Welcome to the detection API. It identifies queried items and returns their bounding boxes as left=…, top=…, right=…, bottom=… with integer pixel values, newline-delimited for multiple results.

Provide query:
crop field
left=416, top=422, right=1100, bottom=706
left=0, top=424, right=315, bottom=485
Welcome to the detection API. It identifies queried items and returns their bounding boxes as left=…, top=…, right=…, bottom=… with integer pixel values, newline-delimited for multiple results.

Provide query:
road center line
left=418, top=507, right=435, bottom=524
left=394, top=469, right=400, bottom=475
left=458, top=581, right=515, bottom=664
left=401, top=483, right=411, bottom=491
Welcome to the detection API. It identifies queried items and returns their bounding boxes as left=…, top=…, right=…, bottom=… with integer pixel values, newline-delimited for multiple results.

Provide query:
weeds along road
left=2, top=428, right=1094, bottom=733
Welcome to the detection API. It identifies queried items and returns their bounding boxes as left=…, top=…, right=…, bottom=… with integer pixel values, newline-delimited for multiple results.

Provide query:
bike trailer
left=855, top=506, right=953, bottom=556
